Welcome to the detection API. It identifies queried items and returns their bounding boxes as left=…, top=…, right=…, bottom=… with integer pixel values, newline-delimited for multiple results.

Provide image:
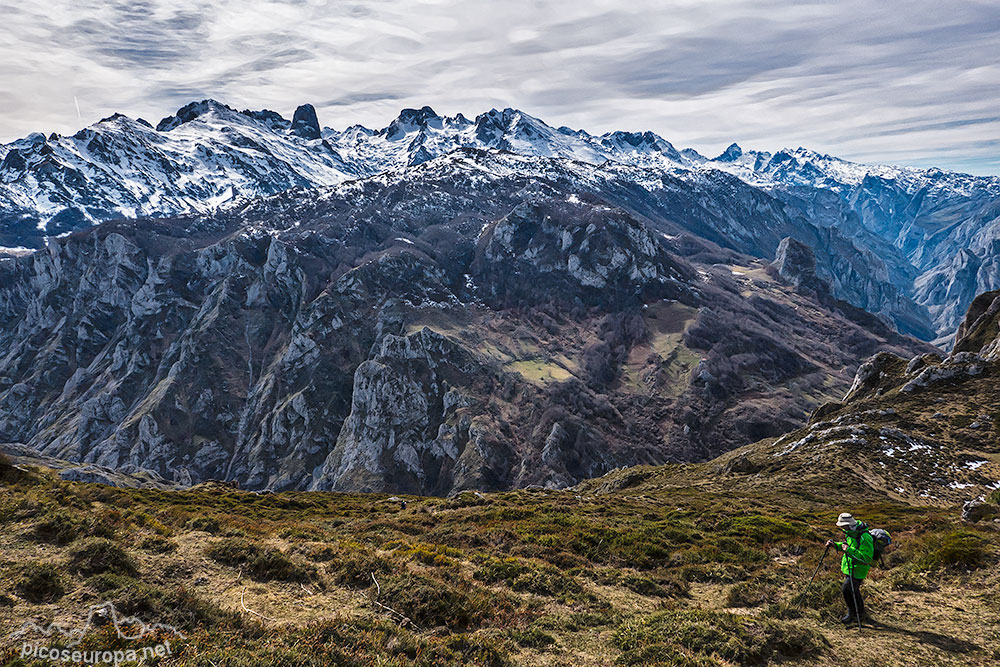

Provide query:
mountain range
left=0, top=100, right=996, bottom=493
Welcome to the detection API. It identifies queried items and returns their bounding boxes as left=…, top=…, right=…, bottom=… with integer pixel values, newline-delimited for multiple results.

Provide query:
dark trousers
left=842, top=575, right=865, bottom=617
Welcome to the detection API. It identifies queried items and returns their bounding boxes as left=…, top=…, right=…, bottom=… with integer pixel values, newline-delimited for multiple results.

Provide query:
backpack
left=868, top=527, right=892, bottom=566
left=854, top=521, right=892, bottom=566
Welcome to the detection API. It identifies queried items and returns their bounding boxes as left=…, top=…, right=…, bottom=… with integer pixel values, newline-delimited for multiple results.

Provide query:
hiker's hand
left=840, top=543, right=848, bottom=552
left=825, top=540, right=834, bottom=547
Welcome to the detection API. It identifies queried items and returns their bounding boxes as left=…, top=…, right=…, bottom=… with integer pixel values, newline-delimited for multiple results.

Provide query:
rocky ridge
left=716, top=290, right=1000, bottom=506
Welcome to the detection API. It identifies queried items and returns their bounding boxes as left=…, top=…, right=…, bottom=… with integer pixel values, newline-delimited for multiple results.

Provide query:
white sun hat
left=836, top=513, right=858, bottom=529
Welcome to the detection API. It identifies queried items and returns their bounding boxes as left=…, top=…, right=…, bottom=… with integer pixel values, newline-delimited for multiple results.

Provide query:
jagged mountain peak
left=155, top=98, right=238, bottom=131
left=599, top=130, right=679, bottom=158
left=714, top=142, right=743, bottom=161
left=473, top=107, right=544, bottom=139
left=383, top=105, right=444, bottom=139
left=291, top=103, right=322, bottom=140
left=397, top=105, right=441, bottom=123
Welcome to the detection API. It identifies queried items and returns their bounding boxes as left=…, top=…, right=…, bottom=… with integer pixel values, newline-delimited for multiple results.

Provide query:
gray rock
left=291, top=104, right=321, bottom=140
left=772, top=237, right=828, bottom=295
left=962, top=500, right=1000, bottom=523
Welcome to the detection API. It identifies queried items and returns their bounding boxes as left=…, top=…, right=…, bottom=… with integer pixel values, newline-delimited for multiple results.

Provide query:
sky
left=1, top=0, right=998, bottom=174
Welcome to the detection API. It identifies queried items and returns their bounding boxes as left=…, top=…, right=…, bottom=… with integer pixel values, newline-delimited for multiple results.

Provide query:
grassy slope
left=1, top=451, right=998, bottom=666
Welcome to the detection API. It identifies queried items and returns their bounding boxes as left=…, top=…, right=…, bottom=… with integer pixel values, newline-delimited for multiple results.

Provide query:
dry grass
left=1, top=457, right=998, bottom=665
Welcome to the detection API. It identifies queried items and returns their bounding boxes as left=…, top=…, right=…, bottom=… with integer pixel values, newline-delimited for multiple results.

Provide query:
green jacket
left=837, top=528, right=874, bottom=579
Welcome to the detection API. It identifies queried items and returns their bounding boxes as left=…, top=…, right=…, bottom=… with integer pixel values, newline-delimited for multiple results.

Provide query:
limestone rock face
left=962, top=500, right=999, bottom=523
left=843, top=288, right=999, bottom=410
left=844, top=352, right=908, bottom=402
left=771, top=237, right=827, bottom=295
left=310, top=328, right=500, bottom=494
left=953, top=290, right=1000, bottom=360
left=473, top=199, right=693, bottom=309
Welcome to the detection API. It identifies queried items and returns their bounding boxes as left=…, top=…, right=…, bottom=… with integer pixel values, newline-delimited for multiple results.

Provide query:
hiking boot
left=840, top=613, right=857, bottom=624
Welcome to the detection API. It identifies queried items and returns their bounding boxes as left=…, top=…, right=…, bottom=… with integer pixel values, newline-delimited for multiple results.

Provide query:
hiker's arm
left=838, top=537, right=874, bottom=564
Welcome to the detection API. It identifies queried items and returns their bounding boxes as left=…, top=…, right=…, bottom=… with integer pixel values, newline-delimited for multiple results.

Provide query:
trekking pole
left=848, top=559, right=862, bottom=631
left=801, top=543, right=831, bottom=603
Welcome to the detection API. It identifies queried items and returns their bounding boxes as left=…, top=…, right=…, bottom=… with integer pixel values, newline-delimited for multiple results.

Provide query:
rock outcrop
left=953, top=290, right=1000, bottom=359
left=310, top=328, right=509, bottom=495
left=291, top=104, right=321, bottom=140
left=771, top=236, right=827, bottom=295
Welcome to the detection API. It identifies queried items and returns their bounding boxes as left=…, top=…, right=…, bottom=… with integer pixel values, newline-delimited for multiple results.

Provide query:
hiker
left=825, top=512, right=874, bottom=625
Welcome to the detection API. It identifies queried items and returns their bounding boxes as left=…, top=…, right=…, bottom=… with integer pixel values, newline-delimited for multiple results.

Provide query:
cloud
left=0, top=0, right=997, bottom=174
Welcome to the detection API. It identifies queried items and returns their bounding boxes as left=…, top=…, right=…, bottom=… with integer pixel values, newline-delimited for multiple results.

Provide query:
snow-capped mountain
left=2, top=99, right=999, bottom=340
left=0, top=101, right=700, bottom=247
left=707, top=144, right=1000, bottom=340
left=0, top=101, right=356, bottom=244
left=329, top=104, right=693, bottom=171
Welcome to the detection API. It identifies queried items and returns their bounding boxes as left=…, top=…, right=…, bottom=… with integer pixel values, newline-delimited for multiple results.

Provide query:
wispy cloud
left=1, top=0, right=997, bottom=174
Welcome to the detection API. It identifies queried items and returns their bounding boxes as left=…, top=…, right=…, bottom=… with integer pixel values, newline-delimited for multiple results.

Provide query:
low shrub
left=475, top=556, right=589, bottom=602
left=87, top=573, right=239, bottom=631
left=475, top=556, right=529, bottom=584
left=325, top=541, right=393, bottom=588
left=789, top=576, right=843, bottom=618
left=913, top=531, right=989, bottom=571
left=138, top=535, right=177, bottom=553
left=2, top=497, right=42, bottom=523
left=437, top=632, right=512, bottom=667
left=718, top=515, right=806, bottom=544
left=885, top=566, right=937, bottom=592
left=378, top=572, right=508, bottom=630
left=764, top=601, right=803, bottom=620
left=277, top=524, right=326, bottom=540
left=389, top=541, right=461, bottom=567
left=205, top=538, right=314, bottom=582
left=68, top=538, right=138, bottom=576
left=184, top=516, right=222, bottom=534
left=31, top=511, right=80, bottom=545
left=510, top=626, right=556, bottom=648
left=725, top=580, right=777, bottom=608
left=513, top=565, right=589, bottom=601
left=621, top=572, right=689, bottom=598
left=16, top=562, right=65, bottom=603
left=443, top=491, right=490, bottom=509
left=126, top=510, right=172, bottom=536
left=614, top=609, right=828, bottom=665
left=675, top=561, right=751, bottom=584
left=616, top=644, right=720, bottom=666
left=561, top=609, right=619, bottom=631
left=713, top=537, right=768, bottom=565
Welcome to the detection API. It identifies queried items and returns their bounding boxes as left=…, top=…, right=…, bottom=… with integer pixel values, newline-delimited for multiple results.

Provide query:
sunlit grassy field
left=2, top=453, right=998, bottom=666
